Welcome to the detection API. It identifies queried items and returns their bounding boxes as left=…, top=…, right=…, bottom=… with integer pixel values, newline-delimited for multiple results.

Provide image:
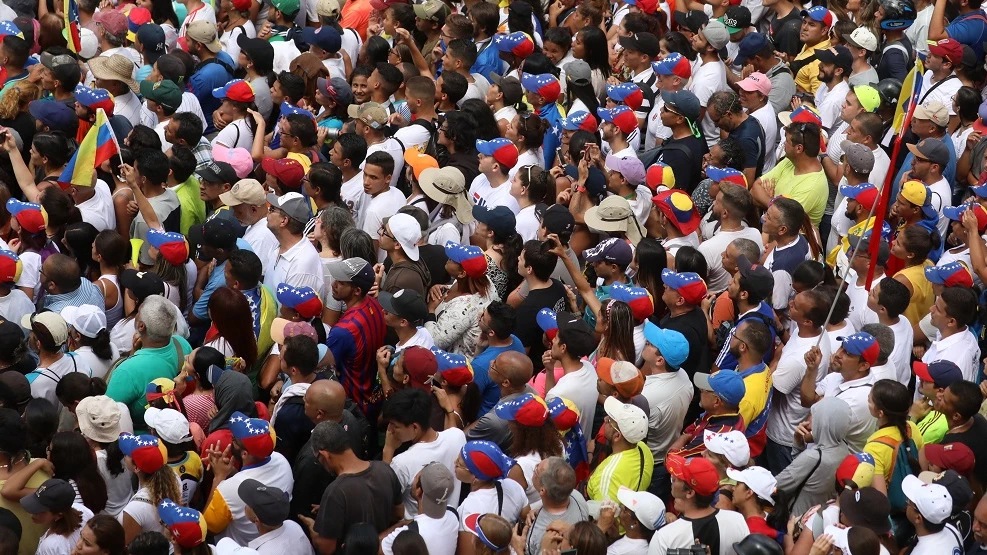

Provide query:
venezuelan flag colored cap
left=73, top=84, right=115, bottom=115
left=924, top=261, right=974, bottom=288
left=800, top=5, right=833, bottom=27
left=610, top=283, right=654, bottom=321
left=495, top=392, right=548, bottom=426
left=645, top=162, right=675, bottom=191
left=276, top=283, right=324, bottom=319
left=213, top=79, right=255, bottom=103
left=521, top=72, right=561, bottom=103
left=158, top=499, right=207, bottom=548
left=837, top=332, right=880, bottom=365
left=444, top=241, right=487, bottom=279
left=461, top=440, right=516, bottom=480
left=562, top=111, right=598, bottom=133
left=652, top=189, right=700, bottom=235
left=972, top=180, right=987, bottom=199
left=606, top=82, right=644, bottom=110
left=836, top=452, right=876, bottom=489
left=431, top=346, right=474, bottom=387
left=652, top=52, right=692, bottom=78
left=229, top=411, right=277, bottom=458
left=661, top=268, right=707, bottom=305
left=597, top=105, right=638, bottom=136
left=7, top=199, right=47, bottom=233
left=476, top=138, right=519, bottom=169
left=0, top=250, right=22, bottom=284
left=493, top=32, right=535, bottom=58
left=119, top=433, right=168, bottom=474
left=779, top=104, right=823, bottom=127
left=146, top=229, right=189, bottom=266
left=705, top=166, right=748, bottom=188
left=0, top=21, right=23, bottom=39
left=943, top=202, right=987, bottom=232
left=839, top=183, right=879, bottom=212
left=145, top=377, right=177, bottom=407
left=279, top=101, right=315, bottom=120
left=536, top=308, right=558, bottom=340
left=546, top=396, right=580, bottom=431
left=127, top=7, right=152, bottom=41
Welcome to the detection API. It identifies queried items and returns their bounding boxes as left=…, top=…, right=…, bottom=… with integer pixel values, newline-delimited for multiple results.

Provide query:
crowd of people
left=0, top=0, right=987, bottom=552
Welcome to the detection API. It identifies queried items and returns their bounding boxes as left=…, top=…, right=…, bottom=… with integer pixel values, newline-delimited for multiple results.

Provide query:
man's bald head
left=494, top=351, right=533, bottom=391
left=305, top=379, right=345, bottom=423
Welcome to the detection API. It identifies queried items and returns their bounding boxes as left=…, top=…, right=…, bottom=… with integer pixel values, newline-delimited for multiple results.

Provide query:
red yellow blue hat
left=127, top=7, right=152, bottom=41
left=840, top=183, right=879, bottom=212
left=536, top=308, right=558, bottom=340
left=7, top=199, right=47, bottom=233
left=646, top=162, right=675, bottom=191
left=158, top=499, right=207, bottom=548
left=838, top=331, right=880, bottom=365
left=73, top=84, right=115, bottom=116
left=652, top=52, right=692, bottom=78
left=493, top=32, right=535, bottom=58
left=780, top=104, right=823, bottom=127
left=800, top=5, right=833, bottom=27
left=146, top=229, right=190, bottom=266
left=705, top=166, right=748, bottom=188
left=521, top=72, right=561, bottom=103
left=119, top=433, right=168, bottom=473
left=0, top=250, right=22, bottom=284
left=836, top=452, right=876, bottom=489
left=444, top=241, right=488, bottom=279
left=944, top=202, right=987, bottom=233
left=925, top=261, right=974, bottom=288
left=229, top=411, right=277, bottom=458
left=547, top=396, right=580, bottom=431
left=606, top=82, right=644, bottom=110
left=597, top=105, right=638, bottom=136
left=610, top=283, right=655, bottom=321
left=476, top=138, right=519, bottom=169
left=461, top=440, right=516, bottom=480
left=213, top=79, right=255, bottom=103
left=652, top=189, right=700, bottom=235
left=562, top=111, right=598, bottom=133
left=661, top=268, right=707, bottom=305
left=430, top=346, right=474, bottom=387
left=495, top=392, right=549, bottom=426
left=145, top=377, right=177, bottom=407
left=276, top=283, right=324, bottom=319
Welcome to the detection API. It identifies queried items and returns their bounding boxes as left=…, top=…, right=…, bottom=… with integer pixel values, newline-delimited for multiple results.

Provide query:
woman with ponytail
left=118, top=434, right=182, bottom=544
left=476, top=212, right=524, bottom=302
left=73, top=395, right=134, bottom=517
left=510, top=165, right=550, bottom=242
left=92, top=230, right=130, bottom=329
left=864, top=379, right=922, bottom=496
left=61, top=305, right=120, bottom=380
left=506, top=112, right=548, bottom=175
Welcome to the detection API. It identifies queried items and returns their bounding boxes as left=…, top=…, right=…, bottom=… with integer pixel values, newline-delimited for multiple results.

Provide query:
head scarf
left=207, top=371, right=256, bottom=433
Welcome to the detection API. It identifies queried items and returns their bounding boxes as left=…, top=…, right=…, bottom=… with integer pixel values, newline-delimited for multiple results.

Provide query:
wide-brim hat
left=87, top=54, right=139, bottom=93
left=418, top=167, right=474, bottom=224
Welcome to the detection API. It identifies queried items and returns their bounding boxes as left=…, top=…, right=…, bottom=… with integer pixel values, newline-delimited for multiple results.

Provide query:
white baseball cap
left=60, top=304, right=107, bottom=339
left=385, top=213, right=422, bottom=261
left=902, top=474, right=952, bottom=524
left=144, top=407, right=193, bottom=444
left=615, top=486, right=666, bottom=530
left=703, top=430, right=750, bottom=468
left=603, top=396, right=648, bottom=444
left=725, top=466, right=776, bottom=505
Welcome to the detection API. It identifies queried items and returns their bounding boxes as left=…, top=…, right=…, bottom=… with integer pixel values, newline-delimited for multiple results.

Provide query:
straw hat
left=87, top=54, right=139, bottom=93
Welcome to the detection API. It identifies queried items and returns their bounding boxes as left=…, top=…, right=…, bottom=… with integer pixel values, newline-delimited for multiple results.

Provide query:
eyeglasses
left=380, top=226, right=395, bottom=240
left=661, top=104, right=683, bottom=118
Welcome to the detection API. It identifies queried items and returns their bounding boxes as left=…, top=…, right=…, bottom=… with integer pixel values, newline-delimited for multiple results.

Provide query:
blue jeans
left=764, top=439, right=795, bottom=475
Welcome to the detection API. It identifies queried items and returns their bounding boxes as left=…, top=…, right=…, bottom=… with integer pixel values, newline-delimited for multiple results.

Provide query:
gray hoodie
left=776, top=397, right=853, bottom=516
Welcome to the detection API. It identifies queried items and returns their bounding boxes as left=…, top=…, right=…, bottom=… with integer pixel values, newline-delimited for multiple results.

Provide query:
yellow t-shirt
left=864, top=421, right=925, bottom=482
left=0, top=468, right=52, bottom=555
left=587, top=442, right=654, bottom=502
left=761, top=158, right=829, bottom=225
left=794, top=39, right=832, bottom=94
left=895, top=260, right=935, bottom=326
left=740, top=367, right=772, bottom=431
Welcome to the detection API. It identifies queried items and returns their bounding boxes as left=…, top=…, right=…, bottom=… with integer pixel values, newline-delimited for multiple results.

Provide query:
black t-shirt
left=656, top=135, right=710, bottom=194
left=516, top=279, right=569, bottom=367
left=662, top=307, right=711, bottom=423
left=770, top=9, right=803, bottom=60
left=730, top=116, right=766, bottom=178
left=314, top=460, right=403, bottom=539
left=944, top=414, right=987, bottom=488
left=291, top=409, right=367, bottom=520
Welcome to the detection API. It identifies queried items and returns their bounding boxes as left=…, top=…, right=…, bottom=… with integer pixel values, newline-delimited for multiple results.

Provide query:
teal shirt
left=105, top=335, right=192, bottom=432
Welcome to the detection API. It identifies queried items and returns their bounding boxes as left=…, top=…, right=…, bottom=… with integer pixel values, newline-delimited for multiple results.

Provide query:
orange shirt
left=341, top=0, right=372, bottom=40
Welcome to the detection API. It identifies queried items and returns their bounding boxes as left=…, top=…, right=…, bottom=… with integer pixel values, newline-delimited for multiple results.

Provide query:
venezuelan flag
left=64, top=0, right=81, bottom=53
left=58, top=108, right=119, bottom=189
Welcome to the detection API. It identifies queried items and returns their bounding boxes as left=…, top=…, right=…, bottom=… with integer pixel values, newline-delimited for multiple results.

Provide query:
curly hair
left=141, top=465, right=182, bottom=506
left=0, top=79, right=40, bottom=119
left=508, top=420, right=563, bottom=459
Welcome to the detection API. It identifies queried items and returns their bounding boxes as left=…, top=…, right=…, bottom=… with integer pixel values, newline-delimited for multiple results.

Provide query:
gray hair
left=730, top=238, right=761, bottom=264
left=860, top=323, right=895, bottom=365
left=310, top=421, right=352, bottom=455
left=537, top=456, right=575, bottom=505
left=319, top=206, right=355, bottom=253
left=340, top=228, right=376, bottom=267
left=709, top=90, right=742, bottom=116
left=138, top=295, right=177, bottom=343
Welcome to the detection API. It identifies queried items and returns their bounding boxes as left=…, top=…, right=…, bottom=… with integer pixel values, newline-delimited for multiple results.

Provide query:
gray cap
left=907, top=138, right=951, bottom=168
left=40, top=52, right=76, bottom=70
left=700, top=20, right=730, bottom=50
left=488, top=73, right=523, bottom=105
left=841, top=141, right=875, bottom=174
left=418, top=462, right=454, bottom=519
left=564, top=59, right=592, bottom=86
left=848, top=233, right=890, bottom=266
left=237, top=479, right=289, bottom=526
left=266, top=191, right=312, bottom=223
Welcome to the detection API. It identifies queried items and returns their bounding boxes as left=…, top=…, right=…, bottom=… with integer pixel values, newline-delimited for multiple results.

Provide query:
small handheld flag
left=58, top=108, right=120, bottom=189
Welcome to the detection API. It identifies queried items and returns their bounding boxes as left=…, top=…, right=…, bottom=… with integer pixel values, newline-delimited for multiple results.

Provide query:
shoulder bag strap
left=173, top=338, right=183, bottom=375
left=919, top=74, right=957, bottom=104
left=495, top=480, right=504, bottom=516
left=636, top=445, right=645, bottom=491
left=786, top=448, right=824, bottom=512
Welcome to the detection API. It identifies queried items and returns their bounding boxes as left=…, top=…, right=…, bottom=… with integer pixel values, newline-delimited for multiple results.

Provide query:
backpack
left=410, top=118, right=439, bottom=159
left=711, top=300, right=779, bottom=354
left=871, top=427, right=921, bottom=513
left=638, top=141, right=692, bottom=170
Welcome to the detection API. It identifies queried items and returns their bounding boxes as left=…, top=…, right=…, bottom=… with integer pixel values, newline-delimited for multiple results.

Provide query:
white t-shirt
left=845, top=274, right=883, bottom=330
left=547, top=361, right=600, bottom=441
left=698, top=227, right=764, bottom=292
left=814, top=373, right=876, bottom=451
left=648, top=509, right=750, bottom=555
left=395, top=327, right=436, bottom=352
left=923, top=328, right=982, bottom=382
left=28, top=353, right=92, bottom=408
left=78, top=180, right=116, bottom=232
left=0, top=288, right=36, bottom=326
left=907, top=5, right=935, bottom=55
left=221, top=22, right=257, bottom=69
left=766, top=332, right=832, bottom=447
left=814, top=80, right=850, bottom=134
left=469, top=174, right=521, bottom=214
left=458, top=479, right=529, bottom=528
left=516, top=205, right=540, bottom=242
left=363, top=138, right=406, bottom=190
left=341, top=171, right=367, bottom=224
left=98, top=450, right=134, bottom=517
left=609, top=536, right=649, bottom=555
left=38, top=504, right=93, bottom=555
left=391, top=427, right=467, bottom=519
left=73, top=345, right=120, bottom=381
left=214, top=452, right=295, bottom=544
left=120, top=487, right=169, bottom=537
left=16, top=250, right=41, bottom=298
left=888, top=317, right=915, bottom=384
left=179, top=3, right=216, bottom=36
left=515, top=452, right=542, bottom=504
left=212, top=118, right=254, bottom=150
left=909, top=524, right=963, bottom=555
left=927, top=177, right=951, bottom=238
left=689, top=60, right=728, bottom=147
left=920, top=72, right=962, bottom=115
left=247, top=521, right=315, bottom=555
left=750, top=104, right=778, bottom=173
left=381, top=511, right=459, bottom=555
left=494, top=106, right=518, bottom=125
left=361, top=187, right=408, bottom=261
left=645, top=94, right=672, bottom=150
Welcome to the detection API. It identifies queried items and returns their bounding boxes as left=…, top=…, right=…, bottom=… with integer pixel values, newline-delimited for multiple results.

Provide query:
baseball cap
left=20, top=479, right=76, bottom=514
left=800, top=5, right=834, bottom=26
left=666, top=453, right=719, bottom=495
left=140, top=79, right=182, bottom=112
left=520, top=72, right=561, bottom=103
left=944, top=202, right=987, bottom=233
left=324, top=258, right=375, bottom=291
left=734, top=33, right=770, bottom=66
left=146, top=228, right=190, bottom=266
left=840, top=183, right=879, bottom=211
left=737, top=72, right=771, bottom=96
left=704, top=430, right=751, bottom=468
left=929, top=37, right=963, bottom=65
left=476, top=138, right=519, bottom=169
left=694, top=370, right=745, bottom=406
left=605, top=154, right=647, bottom=186
left=279, top=101, right=315, bottom=120
left=597, top=357, right=645, bottom=399
left=472, top=205, right=516, bottom=237
left=603, top=396, right=648, bottom=443
left=39, top=51, right=76, bottom=70
left=542, top=204, right=575, bottom=236
left=0, top=250, right=22, bottom=284
left=379, top=289, right=429, bottom=322
left=119, top=433, right=168, bottom=473
left=778, top=104, right=824, bottom=127
left=598, top=106, right=639, bottom=136
left=556, top=313, right=597, bottom=357
left=270, top=318, right=317, bottom=346
left=213, top=147, right=254, bottom=179
left=652, top=52, right=692, bottom=79
left=198, top=161, right=239, bottom=185
left=899, top=180, right=938, bottom=220
left=302, top=25, right=341, bottom=53
left=238, top=479, right=289, bottom=526
left=907, top=137, right=950, bottom=167
left=488, top=73, right=523, bottom=105
left=699, top=19, right=730, bottom=50
left=674, top=9, right=709, bottom=33
left=705, top=166, right=748, bottom=188
left=405, top=150, right=439, bottom=181
left=840, top=487, right=891, bottom=534
left=237, top=35, right=275, bottom=70
left=347, top=102, right=388, bottom=128
left=432, top=346, right=474, bottom=387
left=660, top=89, right=701, bottom=122
left=735, top=254, right=775, bottom=300
left=653, top=190, right=701, bottom=235
left=617, top=32, right=660, bottom=57
left=144, top=407, right=193, bottom=444
left=444, top=241, right=487, bottom=279
left=841, top=141, right=876, bottom=173
left=119, top=269, right=165, bottom=302
left=923, top=261, right=974, bottom=288
left=563, top=60, right=592, bottom=86
left=186, top=20, right=222, bottom=52
left=854, top=85, right=882, bottom=113
left=846, top=27, right=878, bottom=51
left=615, top=487, right=666, bottom=530
left=721, top=6, right=751, bottom=33
left=837, top=332, right=880, bottom=365
left=925, top=443, right=976, bottom=475
left=276, top=284, right=323, bottom=319
left=902, top=474, right=952, bottom=524
left=913, top=101, right=950, bottom=127
left=660, top=268, right=707, bottom=305
left=399, top=346, right=437, bottom=391
left=0, top=371, right=29, bottom=410
left=606, top=82, right=644, bottom=110
left=836, top=452, right=876, bottom=489
left=219, top=179, right=267, bottom=207
left=414, top=0, right=450, bottom=22
left=136, top=24, right=166, bottom=64
left=158, top=500, right=207, bottom=549
left=912, top=359, right=964, bottom=388
left=75, top=396, right=123, bottom=443
left=384, top=213, right=422, bottom=261
left=493, top=32, right=535, bottom=58
left=189, top=217, right=241, bottom=251
left=213, top=79, right=255, bottom=103
left=317, top=77, right=353, bottom=106
left=267, top=192, right=312, bottom=223
left=725, top=465, right=776, bottom=504
left=562, top=111, right=599, bottom=135
left=229, top=411, right=276, bottom=458
left=495, top=393, right=549, bottom=426
left=418, top=461, right=454, bottom=518
left=260, top=157, right=305, bottom=191
left=584, top=237, right=633, bottom=267
left=22, top=312, right=68, bottom=347
left=922, top=470, right=974, bottom=509
left=93, top=9, right=127, bottom=36
left=643, top=320, right=689, bottom=369
left=28, top=101, right=76, bottom=130
left=816, top=45, right=852, bottom=72
left=461, top=440, right=516, bottom=481
left=60, top=304, right=106, bottom=339
left=610, top=283, right=654, bottom=321
left=536, top=308, right=558, bottom=340
left=7, top=200, right=47, bottom=233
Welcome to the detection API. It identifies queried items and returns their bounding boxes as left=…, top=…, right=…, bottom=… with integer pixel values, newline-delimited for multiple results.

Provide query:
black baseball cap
left=617, top=32, right=660, bottom=58
left=839, top=487, right=891, bottom=535
left=198, top=161, right=239, bottom=185
left=119, top=269, right=166, bottom=302
left=674, top=10, right=709, bottom=34
left=735, top=33, right=771, bottom=66
left=379, top=289, right=429, bottom=322
left=541, top=203, right=575, bottom=236
left=556, top=313, right=596, bottom=358
left=816, top=45, right=853, bottom=72
left=237, top=479, right=289, bottom=526
left=20, top=479, right=75, bottom=514
left=237, top=35, right=275, bottom=71
left=735, top=254, right=774, bottom=299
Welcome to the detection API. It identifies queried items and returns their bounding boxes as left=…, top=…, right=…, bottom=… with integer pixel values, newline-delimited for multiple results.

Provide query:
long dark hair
left=491, top=228, right=524, bottom=294
left=566, top=79, right=600, bottom=122
left=24, top=398, right=58, bottom=459
left=62, top=222, right=99, bottom=277
left=634, top=238, right=668, bottom=321
left=461, top=99, right=501, bottom=141
left=49, top=431, right=108, bottom=513
left=148, top=0, right=179, bottom=27
left=871, top=379, right=920, bottom=474
left=598, top=300, right=636, bottom=362
left=208, top=287, right=258, bottom=370
left=577, top=27, right=610, bottom=78
left=191, top=346, right=225, bottom=390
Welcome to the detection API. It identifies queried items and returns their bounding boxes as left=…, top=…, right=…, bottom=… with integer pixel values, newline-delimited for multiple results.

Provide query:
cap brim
left=19, top=494, right=48, bottom=514
left=693, top=372, right=714, bottom=391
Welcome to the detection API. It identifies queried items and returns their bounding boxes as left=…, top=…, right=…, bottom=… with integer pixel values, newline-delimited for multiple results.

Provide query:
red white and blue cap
left=276, top=283, right=324, bottom=319
left=838, top=332, right=880, bottom=365
left=431, top=346, right=474, bottom=387
left=158, top=499, right=207, bottom=549
left=444, top=241, right=488, bottom=279
left=536, top=308, right=558, bottom=340
left=944, top=202, right=987, bottom=232
left=547, top=396, right=580, bottom=431
left=563, top=111, right=598, bottom=132
left=652, top=52, right=692, bottom=78
left=213, top=79, right=255, bottom=102
left=493, top=32, right=535, bottom=58
left=495, top=392, right=549, bottom=426
left=119, top=433, right=168, bottom=474
left=521, top=72, right=561, bottom=103
left=652, top=189, right=700, bottom=235
left=229, top=411, right=277, bottom=458
left=661, top=268, right=707, bottom=305
left=972, top=181, right=987, bottom=198
left=7, top=199, right=47, bottom=233
left=610, top=283, right=655, bottom=321
left=597, top=105, right=638, bottom=136
left=127, top=7, right=152, bottom=40
left=73, top=84, right=115, bottom=115
left=705, top=166, right=748, bottom=188
left=646, top=162, right=675, bottom=191
left=800, top=5, right=834, bottom=26
left=279, top=101, right=315, bottom=120
left=476, top=138, right=519, bottom=169
left=146, top=229, right=189, bottom=266
left=0, top=250, right=22, bottom=284
left=925, top=261, right=974, bottom=288
left=606, top=82, right=644, bottom=110
left=840, top=183, right=879, bottom=211
left=461, top=440, right=516, bottom=480
left=784, top=105, right=824, bottom=126
left=0, top=21, right=23, bottom=39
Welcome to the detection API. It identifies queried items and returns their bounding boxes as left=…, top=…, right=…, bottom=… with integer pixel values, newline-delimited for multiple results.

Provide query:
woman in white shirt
left=505, top=113, right=547, bottom=180
left=211, top=80, right=258, bottom=151
left=74, top=395, right=135, bottom=518
left=17, top=478, right=93, bottom=555
left=510, top=166, right=549, bottom=242
left=118, top=434, right=182, bottom=544
left=62, top=305, right=120, bottom=380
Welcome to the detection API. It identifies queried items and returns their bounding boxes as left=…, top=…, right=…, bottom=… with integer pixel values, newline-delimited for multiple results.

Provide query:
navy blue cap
left=28, top=101, right=76, bottom=130
left=660, top=90, right=701, bottom=122
left=302, top=26, right=341, bottom=53
left=472, top=205, right=516, bottom=237
left=735, top=33, right=771, bottom=67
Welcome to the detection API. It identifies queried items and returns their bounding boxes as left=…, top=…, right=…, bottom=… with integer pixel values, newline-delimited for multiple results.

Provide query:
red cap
left=926, top=442, right=976, bottom=475
left=400, top=346, right=437, bottom=392
left=261, top=157, right=305, bottom=191
left=666, top=453, right=719, bottom=495
left=929, top=38, right=964, bottom=66
left=635, top=0, right=659, bottom=14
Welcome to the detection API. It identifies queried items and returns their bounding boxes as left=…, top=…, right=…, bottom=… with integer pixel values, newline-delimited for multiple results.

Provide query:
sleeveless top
left=99, top=274, right=124, bottom=329
left=896, top=260, right=934, bottom=327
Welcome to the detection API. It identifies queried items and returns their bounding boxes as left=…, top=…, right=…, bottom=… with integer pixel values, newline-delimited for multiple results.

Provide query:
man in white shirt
left=813, top=46, right=852, bottom=135
left=469, top=138, right=520, bottom=213
left=645, top=53, right=691, bottom=149
left=689, top=20, right=730, bottom=147
left=923, top=285, right=981, bottom=382
left=697, top=183, right=763, bottom=292
left=330, top=133, right=368, bottom=223
left=867, top=278, right=915, bottom=384
left=921, top=38, right=963, bottom=120
left=221, top=180, right=279, bottom=276
left=241, top=480, right=314, bottom=555
left=544, top=314, right=602, bottom=437
left=352, top=102, right=405, bottom=189
left=263, top=192, right=326, bottom=297
left=87, top=54, right=141, bottom=123
left=380, top=463, right=460, bottom=555
left=360, top=152, right=407, bottom=260
left=902, top=475, right=963, bottom=555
